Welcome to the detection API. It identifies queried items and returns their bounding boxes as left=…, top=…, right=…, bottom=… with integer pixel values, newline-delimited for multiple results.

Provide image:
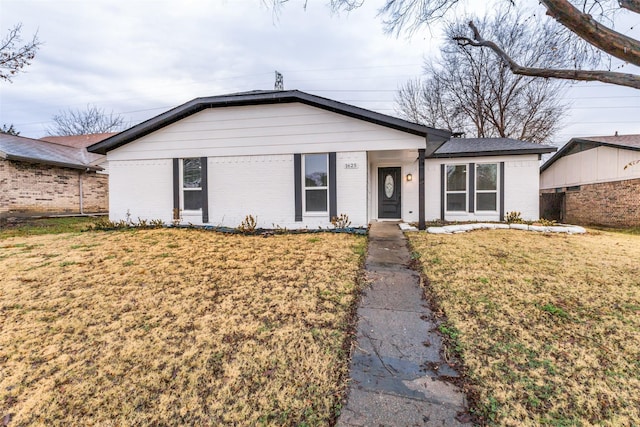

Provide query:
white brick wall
left=107, top=152, right=543, bottom=227
left=503, top=158, right=540, bottom=220
left=109, top=159, right=173, bottom=223
left=207, top=155, right=294, bottom=228
left=336, top=152, right=368, bottom=227
left=108, top=153, right=368, bottom=229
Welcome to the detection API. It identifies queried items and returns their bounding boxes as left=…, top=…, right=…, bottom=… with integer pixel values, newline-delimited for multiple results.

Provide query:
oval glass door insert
left=384, top=174, right=394, bottom=198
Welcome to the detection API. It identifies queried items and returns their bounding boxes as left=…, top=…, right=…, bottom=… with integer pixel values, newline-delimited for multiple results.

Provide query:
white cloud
left=0, top=0, right=638, bottom=141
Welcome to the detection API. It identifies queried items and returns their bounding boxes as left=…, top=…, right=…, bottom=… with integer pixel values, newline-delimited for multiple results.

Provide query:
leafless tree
left=47, top=105, right=125, bottom=136
left=0, top=23, right=41, bottom=83
left=0, top=124, right=20, bottom=136
left=397, top=11, right=568, bottom=143
left=269, top=0, right=640, bottom=89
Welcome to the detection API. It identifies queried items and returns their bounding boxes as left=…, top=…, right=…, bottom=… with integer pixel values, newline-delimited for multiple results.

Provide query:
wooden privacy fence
left=540, top=192, right=565, bottom=222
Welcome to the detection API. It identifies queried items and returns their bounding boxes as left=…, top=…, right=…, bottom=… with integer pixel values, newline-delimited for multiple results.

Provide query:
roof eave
left=573, top=138, right=640, bottom=152
left=5, top=154, right=102, bottom=171
left=430, top=148, right=556, bottom=159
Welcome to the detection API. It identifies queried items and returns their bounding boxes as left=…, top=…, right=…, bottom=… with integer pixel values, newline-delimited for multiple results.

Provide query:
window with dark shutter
left=182, top=158, right=202, bottom=211
left=303, top=154, right=329, bottom=213
left=476, top=163, right=498, bottom=211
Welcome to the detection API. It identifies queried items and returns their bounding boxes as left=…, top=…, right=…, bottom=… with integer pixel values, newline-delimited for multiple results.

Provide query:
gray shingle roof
left=431, top=137, right=556, bottom=158
left=88, top=90, right=452, bottom=155
left=0, top=133, right=102, bottom=170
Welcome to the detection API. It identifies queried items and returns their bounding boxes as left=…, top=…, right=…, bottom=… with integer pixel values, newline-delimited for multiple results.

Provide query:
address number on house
left=344, top=163, right=358, bottom=169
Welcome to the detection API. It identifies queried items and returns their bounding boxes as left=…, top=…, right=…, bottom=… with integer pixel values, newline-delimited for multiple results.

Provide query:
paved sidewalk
left=337, top=221, right=470, bottom=426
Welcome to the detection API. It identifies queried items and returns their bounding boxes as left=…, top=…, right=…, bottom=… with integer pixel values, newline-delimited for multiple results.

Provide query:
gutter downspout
left=79, top=170, right=84, bottom=215
left=418, top=148, right=425, bottom=230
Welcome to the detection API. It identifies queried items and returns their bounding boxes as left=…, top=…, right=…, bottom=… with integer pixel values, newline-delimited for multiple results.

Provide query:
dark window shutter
left=329, top=152, right=337, bottom=219
left=468, top=162, right=475, bottom=213
left=440, top=163, right=445, bottom=221
left=294, top=154, right=302, bottom=221
left=172, top=158, right=180, bottom=220
left=201, top=157, right=209, bottom=223
left=499, top=162, right=505, bottom=221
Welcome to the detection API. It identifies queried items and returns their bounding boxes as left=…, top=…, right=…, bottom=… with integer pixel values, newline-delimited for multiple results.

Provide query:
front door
left=378, top=167, right=401, bottom=219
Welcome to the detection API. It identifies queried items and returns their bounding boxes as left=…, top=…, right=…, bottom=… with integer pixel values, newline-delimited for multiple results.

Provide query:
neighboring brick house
left=540, top=134, right=640, bottom=227
left=0, top=133, right=113, bottom=220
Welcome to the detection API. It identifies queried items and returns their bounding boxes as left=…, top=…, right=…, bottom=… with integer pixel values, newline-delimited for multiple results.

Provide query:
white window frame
left=303, top=153, right=329, bottom=215
left=445, top=164, right=467, bottom=212
left=181, top=158, right=202, bottom=213
left=475, top=163, right=498, bottom=212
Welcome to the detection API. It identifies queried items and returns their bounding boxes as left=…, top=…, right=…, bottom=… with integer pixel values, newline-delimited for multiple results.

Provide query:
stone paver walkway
left=337, top=221, right=470, bottom=426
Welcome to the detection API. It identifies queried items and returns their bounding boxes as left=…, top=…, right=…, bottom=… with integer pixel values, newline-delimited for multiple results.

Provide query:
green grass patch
left=540, top=303, right=569, bottom=319
left=0, top=217, right=101, bottom=239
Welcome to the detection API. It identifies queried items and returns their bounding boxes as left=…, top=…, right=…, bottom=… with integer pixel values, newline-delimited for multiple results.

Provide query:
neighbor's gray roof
left=40, top=133, right=118, bottom=150
left=88, top=90, right=452, bottom=155
left=0, top=133, right=102, bottom=170
left=574, top=134, right=640, bottom=149
left=431, top=137, right=556, bottom=158
left=541, top=134, right=640, bottom=172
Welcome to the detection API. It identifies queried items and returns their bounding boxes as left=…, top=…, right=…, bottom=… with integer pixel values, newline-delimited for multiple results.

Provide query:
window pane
left=477, top=193, right=497, bottom=211
left=305, top=189, right=327, bottom=212
left=183, top=158, right=202, bottom=188
left=184, top=190, right=202, bottom=210
left=447, top=193, right=466, bottom=211
left=477, top=164, right=497, bottom=190
left=305, top=154, right=327, bottom=187
left=446, top=165, right=466, bottom=191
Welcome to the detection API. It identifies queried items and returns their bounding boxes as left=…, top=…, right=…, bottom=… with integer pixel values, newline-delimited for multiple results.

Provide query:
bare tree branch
left=47, top=105, right=125, bottom=136
left=398, top=11, right=567, bottom=143
left=454, top=21, right=640, bottom=89
left=624, top=159, right=640, bottom=169
left=0, top=23, right=42, bottom=83
left=270, top=0, right=640, bottom=90
left=539, top=0, right=640, bottom=67
left=618, top=0, right=640, bottom=14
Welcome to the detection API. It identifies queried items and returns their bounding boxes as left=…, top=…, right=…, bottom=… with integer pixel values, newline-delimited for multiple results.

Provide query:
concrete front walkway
left=337, top=221, right=470, bottom=426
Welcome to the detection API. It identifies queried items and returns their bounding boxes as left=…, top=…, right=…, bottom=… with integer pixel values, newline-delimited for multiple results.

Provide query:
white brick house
left=88, top=90, right=554, bottom=229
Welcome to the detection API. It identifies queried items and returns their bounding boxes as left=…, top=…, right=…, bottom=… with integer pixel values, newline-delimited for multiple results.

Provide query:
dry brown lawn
left=0, top=228, right=365, bottom=426
left=408, top=229, right=640, bottom=426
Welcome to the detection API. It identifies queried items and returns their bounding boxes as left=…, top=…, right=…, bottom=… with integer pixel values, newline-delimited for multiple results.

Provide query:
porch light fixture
left=406, top=173, right=413, bottom=182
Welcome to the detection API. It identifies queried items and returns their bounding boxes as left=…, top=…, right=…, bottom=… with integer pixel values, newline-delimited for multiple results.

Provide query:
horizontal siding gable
left=107, top=103, right=425, bottom=161
left=541, top=145, right=640, bottom=189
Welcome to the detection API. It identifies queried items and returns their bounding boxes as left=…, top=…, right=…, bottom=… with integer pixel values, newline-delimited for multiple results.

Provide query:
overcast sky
left=1, top=0, right=639, bottom=145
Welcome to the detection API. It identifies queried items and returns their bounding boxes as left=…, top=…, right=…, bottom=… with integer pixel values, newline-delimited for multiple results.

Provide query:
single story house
left=540, top=134, right=640, bottom=227
left=88, top=90, right=555, bottom=229
left=0, top=133, right=110, bottom=219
